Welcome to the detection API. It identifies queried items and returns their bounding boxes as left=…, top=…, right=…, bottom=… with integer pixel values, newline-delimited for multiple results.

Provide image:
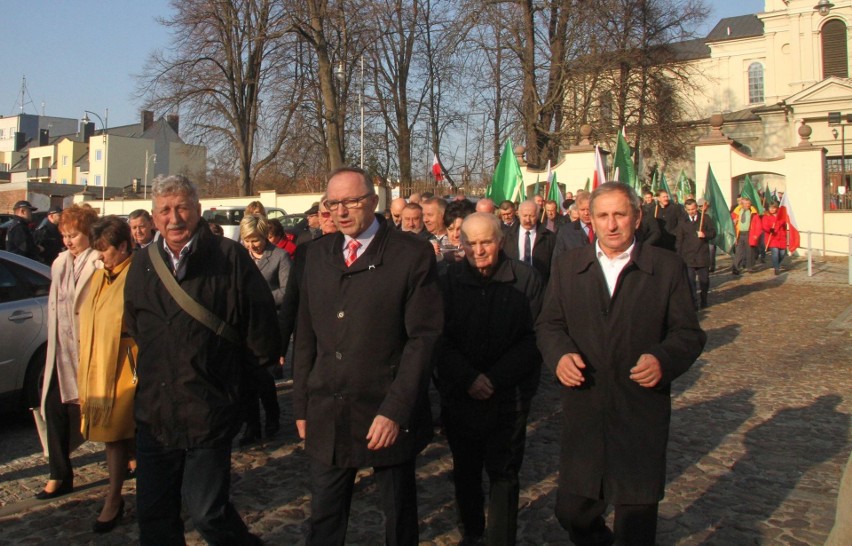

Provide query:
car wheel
left=23, top=345, right=47, bottom=410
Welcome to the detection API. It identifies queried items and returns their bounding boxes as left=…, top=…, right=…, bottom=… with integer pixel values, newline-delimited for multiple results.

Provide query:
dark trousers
left=734, top=233, right=754, bottom=272
left=686, top=266, right=710, bottom=308
left=43, top=372, right=79, bottom=481
left=241, top=366, right=280, bottom=435
left=444, top=403, right=529, bottom=545
left=708, top=244, right=716, bottom=271
left=555, top=491, right=658, bottom=546
left=308, top=457, right=419, bottom=546
left=135, top=425, right=256, bottom=546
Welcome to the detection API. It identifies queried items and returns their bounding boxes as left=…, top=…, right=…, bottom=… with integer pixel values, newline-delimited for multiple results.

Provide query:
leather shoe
left=35, top=478, right=73, bottom=500
left=93, top=499, right=124, bottom=533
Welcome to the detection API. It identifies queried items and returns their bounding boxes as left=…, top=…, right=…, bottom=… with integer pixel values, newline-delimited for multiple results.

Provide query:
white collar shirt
left=343, top=217, right=380, bottom=261
left=517, top=225, right=537, bottom=259
left=595, top=239, right=635, bottom=296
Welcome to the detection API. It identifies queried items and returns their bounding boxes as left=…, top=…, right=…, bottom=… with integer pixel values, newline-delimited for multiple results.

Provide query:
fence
left=802, top=231, right=852, bottom=285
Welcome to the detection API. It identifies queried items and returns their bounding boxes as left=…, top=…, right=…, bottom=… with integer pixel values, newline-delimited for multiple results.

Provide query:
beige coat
left=38, top=249, right=99, bottom=418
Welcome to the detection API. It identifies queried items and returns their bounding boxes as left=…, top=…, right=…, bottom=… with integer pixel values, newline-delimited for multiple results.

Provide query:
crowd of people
left=3, top=171, right=806, bottom=545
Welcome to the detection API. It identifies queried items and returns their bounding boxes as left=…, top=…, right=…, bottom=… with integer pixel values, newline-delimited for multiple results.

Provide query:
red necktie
left=345, top=239, right=361, bottom=267
left=587, top=224, right=595, bottom=243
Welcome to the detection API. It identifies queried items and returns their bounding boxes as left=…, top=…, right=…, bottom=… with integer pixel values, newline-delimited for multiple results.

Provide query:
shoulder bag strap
left=147, top=243, right=241, bottom=345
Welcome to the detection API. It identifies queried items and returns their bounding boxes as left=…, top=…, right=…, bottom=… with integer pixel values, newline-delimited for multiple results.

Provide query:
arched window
left=822, top=19, right=848, bottom=78
left=748, top=62, right=764, bottom=104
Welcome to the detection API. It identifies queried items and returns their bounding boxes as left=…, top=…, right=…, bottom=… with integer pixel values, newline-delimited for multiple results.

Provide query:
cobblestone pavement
left=0, top=256, right=850, bottom=545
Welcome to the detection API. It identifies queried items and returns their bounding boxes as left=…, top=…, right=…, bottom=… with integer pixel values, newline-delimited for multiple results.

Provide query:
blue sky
left=0, top=0, right=766, bottom=130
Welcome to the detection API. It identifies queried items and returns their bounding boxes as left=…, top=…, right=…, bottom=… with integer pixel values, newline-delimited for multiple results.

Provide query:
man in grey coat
left=536, top=183, right=706, bottom=545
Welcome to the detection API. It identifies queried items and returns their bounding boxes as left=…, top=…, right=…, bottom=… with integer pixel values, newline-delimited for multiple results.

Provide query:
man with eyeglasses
left=293, top=167, right=442, bottom=545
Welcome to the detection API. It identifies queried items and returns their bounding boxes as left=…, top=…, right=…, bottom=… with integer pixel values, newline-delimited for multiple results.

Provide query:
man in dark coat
left=125, top=175, right=279, bottom=545
left=553, top=192, right=594, bottom=258
left=293, top=167, right=442, bottom=545
left=536, top=183, right=706, bottom=545
left=675, top=198, right=717, bottom=309
left=6, top=200, right=39, bottom=260
left=652, top=190, right=683, bottom=251
left=503, top=200, right=556, bottom=284
left=34, top=206, right=64, bottom=264
left=543, top=200, right=568, bottom=233
left=437, top=212, right=543, bottom=545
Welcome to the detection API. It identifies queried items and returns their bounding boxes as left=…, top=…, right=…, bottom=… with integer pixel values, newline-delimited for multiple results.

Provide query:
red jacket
left=761, top=213, right=787, bottom=249
left=274, top=233, right=297, bottom=259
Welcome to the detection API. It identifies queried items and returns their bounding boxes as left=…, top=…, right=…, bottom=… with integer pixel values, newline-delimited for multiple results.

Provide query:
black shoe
left=93, top=499, right=124, bottom=533
left=35, top=478, right=73, bottom=500
left=459, top=536, right=485, bottom=546
left=239, top=431, right=261, bottom=447
left=265, top=422, right=280, bottom=438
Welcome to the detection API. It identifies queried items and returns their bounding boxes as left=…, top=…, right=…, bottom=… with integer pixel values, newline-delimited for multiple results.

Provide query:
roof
left=665, top=38, right=711, bottom=62
left=706, top=15, right=764, bottom=43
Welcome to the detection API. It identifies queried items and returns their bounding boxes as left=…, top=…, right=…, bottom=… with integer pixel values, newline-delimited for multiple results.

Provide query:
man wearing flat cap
left=295, top=203, right=322, bottom=246
left=6, top=200, right=40, bottom=260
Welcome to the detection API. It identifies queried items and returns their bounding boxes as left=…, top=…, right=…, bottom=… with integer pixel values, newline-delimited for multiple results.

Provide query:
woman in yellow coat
left=78, top=216, right=137, bottom=533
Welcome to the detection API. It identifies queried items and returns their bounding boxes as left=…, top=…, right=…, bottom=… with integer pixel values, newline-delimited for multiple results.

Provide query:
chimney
left=80, top=121, right=95, bottom=143
left=14, top=131, right=25, bottom=151
left=166, top=114, right=179, bottom=135
left=142, top=110, right=154, bottom=132
left=39, top=129, right=49, bottom=146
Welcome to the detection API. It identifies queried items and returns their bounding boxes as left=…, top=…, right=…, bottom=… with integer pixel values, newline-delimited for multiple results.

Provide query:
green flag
left=741, top=174, right=764, bottom=214
left=659, top=172, right=672, bottom=197
left=487, top=139, right=523, bottom=204
left=612, top=130, right=636, bottom=188
left=584, top=177, right=591, bottom=192
left=547, top=172, right=562, bottom=204
left=675, top=170, right=690, bottom=203
left=703, top=166, right=736, bottom=255
left=650, top=170, right=659, bottom=194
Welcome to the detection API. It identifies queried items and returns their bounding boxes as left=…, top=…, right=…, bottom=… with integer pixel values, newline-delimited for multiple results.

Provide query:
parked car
left=201, top=206, right=287, bottom=241
left=0, top=251, right=51, bottom=412
left=278, top=213, right=307, bottom=235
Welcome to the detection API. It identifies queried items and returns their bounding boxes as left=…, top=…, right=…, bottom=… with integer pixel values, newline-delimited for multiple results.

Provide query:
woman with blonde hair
left=237, top=214, right=290, bottom=445
left=35, top=204, right=99, bottom=499
left=78, top=216, right=138, bottom=532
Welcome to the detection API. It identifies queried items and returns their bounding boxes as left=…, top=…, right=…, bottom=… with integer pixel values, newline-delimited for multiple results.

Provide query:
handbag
left=147, top=243, right=240, bottom=345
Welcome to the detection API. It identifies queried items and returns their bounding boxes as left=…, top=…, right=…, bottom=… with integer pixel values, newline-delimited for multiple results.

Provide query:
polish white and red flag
left=432, top=154, right=444, bottom=183
left=778, top=192, right=800, bottom=252
left=593, top=145, right=606, bottom=190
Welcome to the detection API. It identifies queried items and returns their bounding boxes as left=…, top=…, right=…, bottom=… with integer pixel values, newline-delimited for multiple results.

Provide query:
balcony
left=27, top=168, right=51, bottom=181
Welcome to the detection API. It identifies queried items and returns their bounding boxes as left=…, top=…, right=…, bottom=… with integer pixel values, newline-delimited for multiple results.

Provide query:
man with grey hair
left=128, top=208, right=158, bottom=250
left=536, top=182, right=705, bottom=545
left=125, top=175, right=279, bottom=545
left=475, top=198, right=496, bottom=215
left=436, top=212, right=543, bottom=545
left=503, top=200, right=556, bottom=283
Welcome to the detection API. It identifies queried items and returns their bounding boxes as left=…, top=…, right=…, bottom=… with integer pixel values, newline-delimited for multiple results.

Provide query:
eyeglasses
left=319, top=211, right=332, bottom=218
left=324, top=193, right=374, bottom=212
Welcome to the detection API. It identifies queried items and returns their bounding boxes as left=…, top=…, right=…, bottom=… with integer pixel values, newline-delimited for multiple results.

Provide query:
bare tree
left=139, top=0, right=308, bottom=196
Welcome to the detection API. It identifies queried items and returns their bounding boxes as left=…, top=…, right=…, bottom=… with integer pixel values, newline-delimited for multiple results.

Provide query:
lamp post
left=82, top=109, right=108, bottom=214
left=814, top=0, right=834, bottom=16
left=334, top=56, right=365, bottom=168
left=144, top=150, right=157, bottom=200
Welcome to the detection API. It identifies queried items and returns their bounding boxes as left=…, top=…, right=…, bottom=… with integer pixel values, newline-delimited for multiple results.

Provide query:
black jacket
left=6, top=217, right=38, bottom=260
left=553, top=219, right=592, bottom=258
left=654, top=203, right=684, bottom=251
left=125, top=220, right=280, bottom=448
left=675, top=213, right=717, bottom=268
left=35, top=220, right=64, bottom=265
left=503, top=223, right=556, bottom=284
left=436, top=253, right=543, bottom=409
left=293, top=216, right=443, bottom=468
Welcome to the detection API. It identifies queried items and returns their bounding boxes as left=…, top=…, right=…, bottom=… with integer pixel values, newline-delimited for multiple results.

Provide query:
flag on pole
left=741, top=174, right=764, bottom=214
left=584, top=177, right=591, bottom=192
left=675, top=170, right=690, bottom=203
left=593, top=145, right=606, bottom=190
left=432, top=153, right=444, bottom=183
left=487, top=139, right=523, bottom=204
left=612, top=129, right=636, bottom=188
left=547, top=171, right=563, bottom=209
left=650, top=170, right=659, bottom=193
left=703, top=166, right=736, bottom=255
left=778, top=192, right=801, bottom=253
left=659, top=172, right=672, bottom=197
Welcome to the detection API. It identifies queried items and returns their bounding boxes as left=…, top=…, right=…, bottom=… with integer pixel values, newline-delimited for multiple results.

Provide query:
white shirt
left=595, top=239, right=635, bottom=296
left=342, top=217, right=380, bottom=261
left=517, top=226, right=537, bottom=260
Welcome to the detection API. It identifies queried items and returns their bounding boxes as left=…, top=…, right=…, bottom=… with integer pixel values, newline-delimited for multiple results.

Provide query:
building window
left=95, top=175, right=102, bottom=187
left=825, top=156, right=852, bottom=211
left=822, top=19, right=849, bottom=79
left=748, top=63, right=764, bottom=104
left=62, top=178, right=67, bottom=185
left=96, top=150, right=103, bottom=161
left=62, top=155, right=68, bottom=166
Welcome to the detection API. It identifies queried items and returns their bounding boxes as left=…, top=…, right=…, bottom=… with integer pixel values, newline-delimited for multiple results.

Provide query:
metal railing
left=802, top=231, right=852, bottom=285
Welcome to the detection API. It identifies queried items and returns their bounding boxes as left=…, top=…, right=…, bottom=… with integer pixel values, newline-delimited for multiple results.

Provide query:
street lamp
left=814, top=0, right=834, bottom=16
left=82, top=109, right=108, bottom=214
left=144, top=150, right=157, bottom=200
left=334, top=57, right=365, bottom=168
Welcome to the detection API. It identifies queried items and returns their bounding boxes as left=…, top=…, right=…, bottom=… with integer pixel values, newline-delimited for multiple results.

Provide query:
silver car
left=0, top=250, right=50, bottom=412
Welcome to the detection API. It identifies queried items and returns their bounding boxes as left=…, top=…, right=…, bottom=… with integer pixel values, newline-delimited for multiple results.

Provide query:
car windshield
left=202, top=210, right=244, bottom=226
